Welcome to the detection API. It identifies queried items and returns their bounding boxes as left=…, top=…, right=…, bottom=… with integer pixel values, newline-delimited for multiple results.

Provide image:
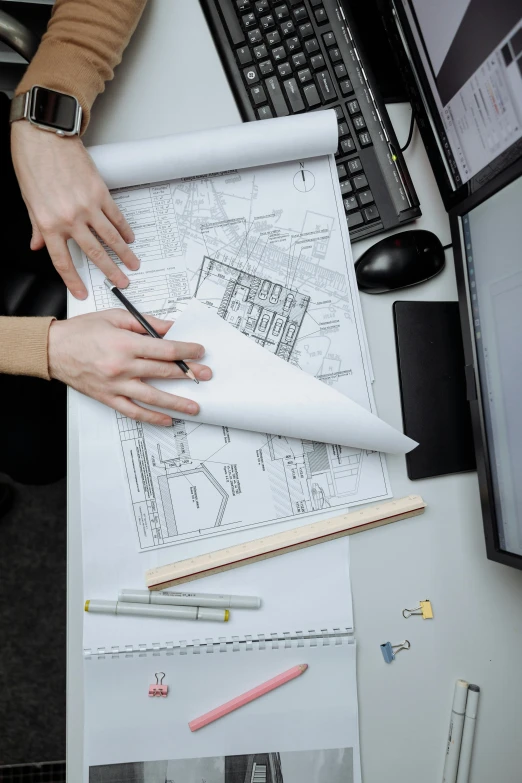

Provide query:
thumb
left=26, top=206, right=45, bottom=251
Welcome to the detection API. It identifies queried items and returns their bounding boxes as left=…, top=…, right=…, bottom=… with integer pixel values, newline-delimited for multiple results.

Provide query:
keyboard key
left=340, top=79, right=353, bottom=96
left=311, top=54, right=325, bottom=70
left=216, top=0, right=245, bottom=43
left=314, top=7, right=327, bottom=24
left=305, top=37, right=320, bottom=55
left=358, top=189, right=374, bottom=205
left=293, top=5, right=308, bottom=21
left=310, top=0, right=322, bottom=5
left=237, top=46, right=252, bottom=64
left=272, top=45, right=286, bottom=61
left=334, top=63, right=347, bottom=79
left=242, top=12, right=256, bottom=27
left=237, top=0, right=251, bottom=10
left=344, top=196, right=358, bottom=212
left=337, top=164, right=347, bottom=179
left=260, top=58, right=274, bottom=75
left=278, top=62, right=292, bottom=77
left=254, top=43, right=268, bottom=59
left=289, top=0, right=302, bottom=4
left=347, top=211, right=364, bottom=228
left=250, top=84, right=267, bottom=104
left=347, top=158, right=363, bottom=174
left=257, top=105, right=273, bottom=119
left=359, top=131, right=372, bottom=146
left=281, top=20, right=296, bottom=35
left=340, top=137, right=355, bottom=154
left=316, top=70, right=337, bottom=102
left=299, top=22, right=314, bottom=37
left=346, top=99, right=360, bottom=115
left=267, top=30, right=281, bottom=45
left=328, top=47, right=343, bottom=63
left=248, top=28, right=262, bottom=43
left=284, top=77, right=305, bottom=111
left=340, top=180, right=353, bottom=195
left=338, top=121, right=349, bottom=137
left=303, top=82, right=321, bottom=107
left=243, top=65, right=260, bottom=83
left=292, top=52, right=306, bottom=68
left=274, top=3, right=289, bottom=20
left=322, top=32, right=336, bottom=47
left=297, top=67, right=312, bottom=83
left=255, top=0, right=270, bottom=12
left=353, top=115, right=366, bottom=130
left=364, top=205, right=380, bottom=221
left=333, top=105, right=343, bottom=120
left=286, top=36, right=301, bottom=51
left=352, top=174, right=368, bottom=189
left=260, top=14, right=275, bottom=30
left=265, top=75, right=289, bottom=115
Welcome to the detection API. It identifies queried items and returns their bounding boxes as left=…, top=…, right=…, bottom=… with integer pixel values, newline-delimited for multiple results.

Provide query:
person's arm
left=0, top=311, right=213, bottom=427
left=11, top=0, right=148, bottom=299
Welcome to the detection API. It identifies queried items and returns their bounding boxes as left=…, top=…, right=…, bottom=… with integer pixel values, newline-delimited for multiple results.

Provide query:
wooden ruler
left=146, top=495, right=426, bottom=590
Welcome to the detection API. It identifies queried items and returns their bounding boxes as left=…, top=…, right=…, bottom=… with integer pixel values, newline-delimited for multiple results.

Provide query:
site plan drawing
left=80, top=155, right=390, bottom=550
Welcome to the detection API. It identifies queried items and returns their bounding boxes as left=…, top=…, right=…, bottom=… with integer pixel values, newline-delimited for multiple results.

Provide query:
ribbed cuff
left=0, top=316, right=55, bottom=380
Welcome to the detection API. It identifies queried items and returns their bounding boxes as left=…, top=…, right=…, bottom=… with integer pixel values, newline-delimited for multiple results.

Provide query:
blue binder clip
left=380, top=639, right=410, bottom=663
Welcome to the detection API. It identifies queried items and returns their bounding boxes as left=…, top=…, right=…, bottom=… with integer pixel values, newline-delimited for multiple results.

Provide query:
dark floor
left=0, top=476, right=66, bottom=766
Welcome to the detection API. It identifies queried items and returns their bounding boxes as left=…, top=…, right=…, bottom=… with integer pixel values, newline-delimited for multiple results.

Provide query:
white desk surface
left=68, top=2, right=522, bottom=780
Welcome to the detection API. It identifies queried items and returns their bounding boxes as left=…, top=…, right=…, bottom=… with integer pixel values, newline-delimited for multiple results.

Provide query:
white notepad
left=84, top=635, right=361, bottom=783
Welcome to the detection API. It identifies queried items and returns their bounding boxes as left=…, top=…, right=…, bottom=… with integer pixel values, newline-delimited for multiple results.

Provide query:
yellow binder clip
left=402, top=599, right=433, bottom=619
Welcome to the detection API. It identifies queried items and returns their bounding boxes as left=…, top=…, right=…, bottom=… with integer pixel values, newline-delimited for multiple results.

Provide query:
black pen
left=104, top=279, right=198, bottom=383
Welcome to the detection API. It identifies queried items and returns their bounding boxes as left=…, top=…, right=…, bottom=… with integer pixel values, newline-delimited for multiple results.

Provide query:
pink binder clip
left=149, top=672, right=168, bottom=697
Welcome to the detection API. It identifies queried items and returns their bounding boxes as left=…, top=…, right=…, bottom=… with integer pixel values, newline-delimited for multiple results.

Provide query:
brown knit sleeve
left=0, top=316, right=55, bottom=380
left=15, top=0, right=148, bottom=134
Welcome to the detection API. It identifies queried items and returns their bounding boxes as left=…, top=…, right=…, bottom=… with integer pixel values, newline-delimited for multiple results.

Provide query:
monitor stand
left=393, top=301, right=476, bottom=480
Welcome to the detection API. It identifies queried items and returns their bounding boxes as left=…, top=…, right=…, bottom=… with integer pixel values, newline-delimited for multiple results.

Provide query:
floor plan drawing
left=195, top=256, right=310, bottom=361
left=80, top=154, right=391, bottom=550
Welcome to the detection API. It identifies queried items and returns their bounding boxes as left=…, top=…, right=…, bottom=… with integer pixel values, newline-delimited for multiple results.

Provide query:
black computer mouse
left=355, top=229, right=445, bottom=294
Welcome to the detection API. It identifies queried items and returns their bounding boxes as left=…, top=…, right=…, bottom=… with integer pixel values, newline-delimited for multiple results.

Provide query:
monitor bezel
left=381, top=0, right=522, bottom=212
left=449, top=156, right=522, bottom=570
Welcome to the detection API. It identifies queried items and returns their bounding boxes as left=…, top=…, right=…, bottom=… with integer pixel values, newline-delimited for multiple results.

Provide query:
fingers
left=45, top=235, right=88, bottom=300
left=133, top=359, right=212, bottom=382
left=93, top=213, right=140, bottom=273
left=112, top=396, right=173, bottom=427
left=126, top=380, right=200, bottom=415
left=129, top=334, right=205, bottom=362
left=26, top=204, right=45, bottom=251
left=117, top=313, right=174, bottom=336
left=74, top=225, right=130, bottom=289
left=102, top=193, right=135, bottom=245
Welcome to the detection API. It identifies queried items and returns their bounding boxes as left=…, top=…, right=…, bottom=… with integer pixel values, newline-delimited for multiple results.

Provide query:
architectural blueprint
left=80, top=155, right=390, bottom=550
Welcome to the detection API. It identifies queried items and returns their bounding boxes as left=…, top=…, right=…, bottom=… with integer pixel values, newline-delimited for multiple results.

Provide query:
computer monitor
left=450, top=158, right=522, bottom=568
left=385, top=0, right=522, bottom=209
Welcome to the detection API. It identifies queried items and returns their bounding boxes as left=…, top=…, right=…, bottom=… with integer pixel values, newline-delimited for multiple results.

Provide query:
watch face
left=30, top=87, right=78, bottom=132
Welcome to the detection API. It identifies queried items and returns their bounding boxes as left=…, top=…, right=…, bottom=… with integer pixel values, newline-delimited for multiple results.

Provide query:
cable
left=443, top=243, right=452, bottom=251
left=400, top=111, right=416, bottom=152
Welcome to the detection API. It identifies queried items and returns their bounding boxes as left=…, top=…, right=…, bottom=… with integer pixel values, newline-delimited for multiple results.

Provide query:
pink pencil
left=188, top=663, right=308, bottom=732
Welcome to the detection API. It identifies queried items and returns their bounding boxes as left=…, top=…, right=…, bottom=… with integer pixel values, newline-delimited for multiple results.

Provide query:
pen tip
left=185, top=368, right=198, bottom=383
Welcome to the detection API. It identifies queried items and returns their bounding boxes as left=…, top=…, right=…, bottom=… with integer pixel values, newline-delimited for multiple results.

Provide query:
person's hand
left=11, top=121, right=139, bottom=300
left=48, top=310, right=212, bottom=426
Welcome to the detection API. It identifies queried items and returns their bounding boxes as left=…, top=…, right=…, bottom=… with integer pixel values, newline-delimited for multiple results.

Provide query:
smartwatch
left=10, top=85, right=82, bottom=137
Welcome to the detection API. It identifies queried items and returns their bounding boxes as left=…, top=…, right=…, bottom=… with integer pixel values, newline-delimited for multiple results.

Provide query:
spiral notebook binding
left=84, top=628, right=354, bottom=659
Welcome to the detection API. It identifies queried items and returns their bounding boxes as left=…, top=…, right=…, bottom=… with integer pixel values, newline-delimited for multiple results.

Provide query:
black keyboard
left=200, top=0, right=421, bottom=242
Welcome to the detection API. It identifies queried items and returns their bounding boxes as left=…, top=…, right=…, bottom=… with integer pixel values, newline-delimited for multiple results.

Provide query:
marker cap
left=85, top=599, right=117, bottom=614
left=454, top=679, right=469, bottom=713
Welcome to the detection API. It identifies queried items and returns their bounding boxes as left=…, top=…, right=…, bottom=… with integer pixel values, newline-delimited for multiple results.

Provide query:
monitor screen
left=399, top=0, right=522, bottom=187
left=461, top=173, right=522, bottom=557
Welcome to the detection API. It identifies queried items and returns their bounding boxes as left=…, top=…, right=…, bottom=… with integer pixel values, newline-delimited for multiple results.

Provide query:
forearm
left=0, top=316, right=54, bottom=379
left=15, top=0, right=148, bottom=133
